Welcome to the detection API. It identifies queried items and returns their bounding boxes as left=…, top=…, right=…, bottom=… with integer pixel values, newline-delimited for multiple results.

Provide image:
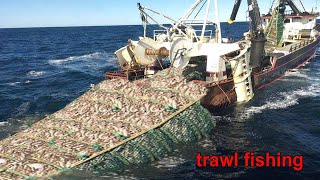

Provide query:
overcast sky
left=0, top=0, right=318, bottom=28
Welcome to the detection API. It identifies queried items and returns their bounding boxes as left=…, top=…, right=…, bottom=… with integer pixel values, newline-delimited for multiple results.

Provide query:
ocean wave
left=240, top=85, right=320, bottom=119
left=240, top=64, right=320, bottom=119
left=8, top=82, right=22, bottom=86
left=153, top=157, right=186, bottom=169
left=284, top=71, right=309, bottom=79
left=48, top=52, right=112, bottom=65
left=7, top=80, right=31, bottom=86
left=198, top=138, right=216, bottom=149
left=16, top=102, right=30, bottom=116
left=27, top=71, right=46, bottom=77
left=0, top=121, right=9, bottom=126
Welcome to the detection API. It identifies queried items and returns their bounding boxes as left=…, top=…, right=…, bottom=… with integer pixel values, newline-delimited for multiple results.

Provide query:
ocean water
left=0, top=22, right=319, bottom=179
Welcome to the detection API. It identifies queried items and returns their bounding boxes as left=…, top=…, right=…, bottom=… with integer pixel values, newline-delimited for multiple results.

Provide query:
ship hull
left=254, top=37, right=320, bottom=89
left=201, top=37, right=319, bottom=110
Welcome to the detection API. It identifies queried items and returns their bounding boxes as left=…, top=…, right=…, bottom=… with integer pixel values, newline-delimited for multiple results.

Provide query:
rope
left=139, top=8, right=169, bottom=30
left=299, top=0, right=306, bottom=12
left=157, top=58, right=164, bottom=70
left=212, top=81, right=231, bottom=104
left=68, top=99, right=201, bottom=168
left=194, top=0, right=207, bottom=19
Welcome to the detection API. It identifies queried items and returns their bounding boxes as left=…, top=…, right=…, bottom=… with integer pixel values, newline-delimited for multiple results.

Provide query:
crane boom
left=228, top=0, right=242, bottom=24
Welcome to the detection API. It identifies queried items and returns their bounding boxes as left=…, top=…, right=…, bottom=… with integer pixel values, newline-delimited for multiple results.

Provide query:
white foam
left=27, top=71, right=45, bottom=77
left=240, top=85, right=320, bottom=119
left=7, top=80, right=31, bottom=86
left=199, top=139, right=216, bottom=149
left=48, top=52, right=109, bottom=65
left=219, top=65, right=319, bottom=122
left=0, top=121, right=9, bottom=126
left=8, top=82, right=21, bottom=86
left=284, top=71, right=309, bottom=79
left=16, top=102, right=30, bottom=116
left=153, top=157, right=186, bottom=169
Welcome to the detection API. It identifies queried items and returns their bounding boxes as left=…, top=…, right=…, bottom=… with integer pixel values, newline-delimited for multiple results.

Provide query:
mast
left=179, top=0, right=204, bottom=21
left=247, top=0, right=266, bottom=68
left=201, top=0, right=211, bottom=40
left=229, top=0, right=266, bottom=68
left=214, top=0, right=222, bottom=43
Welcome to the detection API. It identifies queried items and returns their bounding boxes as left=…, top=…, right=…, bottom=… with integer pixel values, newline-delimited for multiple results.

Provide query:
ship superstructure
left=112, top=0, right=257, bottom=105
left=110, top=0, right=319, bottom=108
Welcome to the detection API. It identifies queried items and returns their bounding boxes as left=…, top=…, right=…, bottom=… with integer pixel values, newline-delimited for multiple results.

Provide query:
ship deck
left=275, top=38, right=314, bottom=53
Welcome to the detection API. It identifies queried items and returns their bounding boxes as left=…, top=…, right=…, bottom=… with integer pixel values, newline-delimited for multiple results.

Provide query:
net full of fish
left=0, top=68, right=215, bottom=179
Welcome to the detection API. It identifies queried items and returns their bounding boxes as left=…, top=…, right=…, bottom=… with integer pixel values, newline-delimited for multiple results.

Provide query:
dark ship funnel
left=250, top=36, right=266, bottom=68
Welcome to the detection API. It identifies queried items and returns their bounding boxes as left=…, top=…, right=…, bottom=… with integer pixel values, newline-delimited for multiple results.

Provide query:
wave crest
left=48, top=52, right=112, bottom=65
left=27, top=71, right=46, bottom=77
left=240, top=84, right=320, bottom=119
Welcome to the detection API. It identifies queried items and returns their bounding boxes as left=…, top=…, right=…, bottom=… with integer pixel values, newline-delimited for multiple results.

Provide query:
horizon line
left=3, top=18, right=319, bottom=29
left=0, top=21, right=250, bottom=29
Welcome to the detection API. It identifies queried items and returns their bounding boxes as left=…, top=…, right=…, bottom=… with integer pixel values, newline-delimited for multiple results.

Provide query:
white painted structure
left=114, top=0, right=255, bottom=102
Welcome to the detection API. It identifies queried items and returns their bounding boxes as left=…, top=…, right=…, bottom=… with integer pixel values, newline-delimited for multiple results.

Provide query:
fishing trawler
left=111, top=0, right=254, bottom=109
left=0, top=1, right=319, bottom=179
left=111, top=0, right=320, bottom=110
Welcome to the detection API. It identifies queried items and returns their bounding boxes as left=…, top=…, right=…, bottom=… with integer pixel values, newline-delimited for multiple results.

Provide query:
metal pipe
left=229, top=0, right=242, bottom=24
left=180, top=0, right=205, bottom=22
left=143, top=7, right=177, bottom=23
left=214, top=0, right=222, bottom=43
left=201, top=0, right=211, bottom=40
left=285, top=0, right=301, bottom=14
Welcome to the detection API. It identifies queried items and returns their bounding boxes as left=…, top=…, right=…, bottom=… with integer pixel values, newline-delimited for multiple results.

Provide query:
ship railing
left=180, top=19, right=215, bottom=40
left=180, top=19, right=215, bottom=26
left=289, top=39, right=312, bottom=53
left=284, top=10, right=319, bottom=16
left=153, top=19, right=216, bottom=41
left=153, top=28, right=213, bottom=41
left=194, top=29, right=213, bottom=40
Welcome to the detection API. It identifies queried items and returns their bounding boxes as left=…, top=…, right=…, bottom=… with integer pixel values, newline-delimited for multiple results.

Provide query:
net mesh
left=78, top=102, right=214, bottom=171
left=0, top=68, right=214, bottom=179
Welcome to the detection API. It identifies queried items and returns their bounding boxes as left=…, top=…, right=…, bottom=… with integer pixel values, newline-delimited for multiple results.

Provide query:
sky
left=0, top=0, right=318, bottom=28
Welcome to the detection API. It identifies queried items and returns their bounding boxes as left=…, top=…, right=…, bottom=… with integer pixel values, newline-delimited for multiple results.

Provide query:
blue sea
left=0, top=22, right=319, bottom=179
